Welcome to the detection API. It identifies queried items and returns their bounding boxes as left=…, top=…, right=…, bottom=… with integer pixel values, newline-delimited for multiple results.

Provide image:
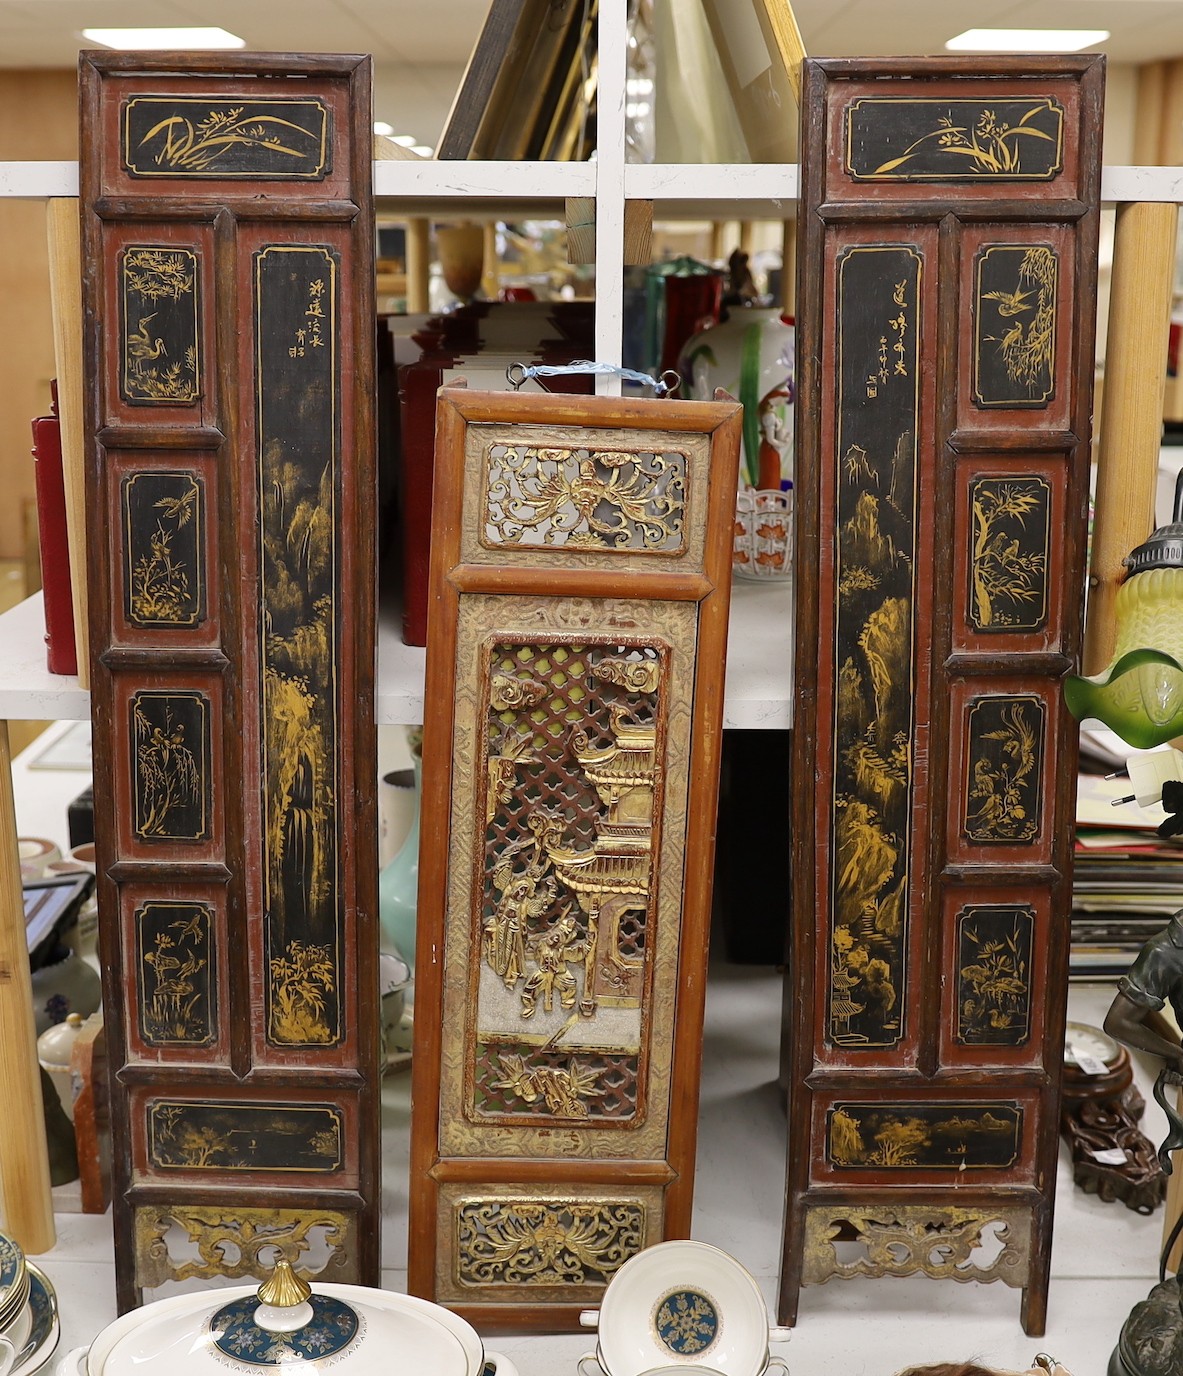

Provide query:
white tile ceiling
left=0, top=0, right=1177, bottom=144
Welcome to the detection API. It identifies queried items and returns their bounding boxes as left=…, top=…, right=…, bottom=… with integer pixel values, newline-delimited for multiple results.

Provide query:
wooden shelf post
left=1084, top=200, right=1179, bottom=675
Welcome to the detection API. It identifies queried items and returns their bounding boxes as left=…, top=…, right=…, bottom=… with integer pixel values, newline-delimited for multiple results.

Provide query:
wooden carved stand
left=409, top=386, right=741, bottom=1330
left=80, top=52, right=378, bottom=1308
left=781, top=56, right=1104, bottom=1336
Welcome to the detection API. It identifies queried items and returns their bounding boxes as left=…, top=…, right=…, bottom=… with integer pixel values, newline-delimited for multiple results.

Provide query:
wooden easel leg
left=777, top=1197, right=804, bottom=1326
left=0, top=722, right=55, bottom=1254
left=1021, top=1272, right=1049, bottom=1338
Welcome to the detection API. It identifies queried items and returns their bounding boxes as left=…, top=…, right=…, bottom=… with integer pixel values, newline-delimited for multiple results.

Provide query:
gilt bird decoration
left=982, top=286, right=1034, bottom=317
left=128, top=313, right=167, bottom=373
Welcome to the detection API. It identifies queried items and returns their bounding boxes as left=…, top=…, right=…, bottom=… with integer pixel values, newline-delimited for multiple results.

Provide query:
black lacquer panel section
left=962, top=695, right=1046, bottom=845
left=130, top=689, right=211, bottom=843
left=122, top=96, right=332, bottom=179
left=121, top=471, right=206, bottom=628
left=954, top=904, right=1034, bottom=1047
left=845, top=97, right=1064, bottom=181
left=119, top=246, right=200, bottom=405
left=147, top=1100, right=344, bottom=1171
left=255, top=246, right=342, bottom=1049
left=967, top=476, right=1050, bottom=632
left=827, top=245, right=921, bottom=1051
left=826, top=1101, right=1023, bottom=1169
left=973, top=246, right=1058, bottom=408
left=135, top=900, right=217, bottom=1047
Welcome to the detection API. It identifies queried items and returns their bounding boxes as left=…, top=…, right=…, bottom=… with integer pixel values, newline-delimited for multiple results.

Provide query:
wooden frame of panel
left=409, top=386, right=741, bottom=1331
left=781, top=56, right=1103, bottom=1337
left=80, top=51, right=377, bottom=1310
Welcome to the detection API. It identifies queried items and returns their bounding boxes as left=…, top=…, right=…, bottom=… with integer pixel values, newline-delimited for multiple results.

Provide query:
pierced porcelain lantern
left=1065, top=472, right=1183, bottom=748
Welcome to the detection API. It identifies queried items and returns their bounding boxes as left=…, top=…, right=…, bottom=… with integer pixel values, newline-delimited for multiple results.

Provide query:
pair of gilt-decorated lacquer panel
left=84, top=56, right=374, bottom=1301
left=789, top=62, right=1099, bottom=1270
left=412, top=403, right=739, bottom=1316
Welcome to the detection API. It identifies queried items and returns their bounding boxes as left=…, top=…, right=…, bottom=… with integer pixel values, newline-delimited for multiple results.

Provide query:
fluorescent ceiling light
left=946, top=28, right=1108, bottom=52
left=391, top=135, right=417, bottom=147
left=411, top=145, right=434, bottom=158
left=373, top=121, right=395, bottom=137
left=83, top=27, right=246, bottom=50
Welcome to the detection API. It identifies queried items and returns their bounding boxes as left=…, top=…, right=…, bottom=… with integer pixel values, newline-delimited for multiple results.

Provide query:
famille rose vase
left=681, top=308, right=795, bottom=580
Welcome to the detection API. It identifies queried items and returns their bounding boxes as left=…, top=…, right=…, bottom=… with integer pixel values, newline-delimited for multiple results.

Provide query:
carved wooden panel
left=783, top=56, right=1103, bottom=1338
left=81, top=51, right=377, bottom=1310
left=410, top=388, right=741, bottom=1330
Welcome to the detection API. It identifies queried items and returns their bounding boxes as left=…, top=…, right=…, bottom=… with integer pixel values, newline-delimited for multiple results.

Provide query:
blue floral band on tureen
left=209, top=1295, right=360, bottom=1365
left=653, top=1288, right=720, bottom=1356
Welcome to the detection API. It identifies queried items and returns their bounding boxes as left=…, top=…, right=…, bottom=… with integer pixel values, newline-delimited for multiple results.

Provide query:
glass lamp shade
left=1064, top=564, right=1183, bottom=748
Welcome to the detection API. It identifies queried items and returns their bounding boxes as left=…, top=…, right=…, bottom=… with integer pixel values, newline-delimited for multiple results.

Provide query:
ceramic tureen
left=58, top=1263, right=516, bottom=1376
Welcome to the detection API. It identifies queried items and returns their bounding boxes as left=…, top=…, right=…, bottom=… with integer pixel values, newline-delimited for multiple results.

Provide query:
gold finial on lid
left=256, top=1260, right=312, bottom=1309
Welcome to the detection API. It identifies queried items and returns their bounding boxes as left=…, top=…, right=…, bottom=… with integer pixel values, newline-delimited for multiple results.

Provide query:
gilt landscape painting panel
left=147, top=1100, right=344, bottom=1172
left=827, top=244, right=921, bottom=1050
left=471, top=638, right=667, bottom=1126
left=826, top=1101, right=1023, bottom=1170
left=255, top=245, right=342, bottom=1049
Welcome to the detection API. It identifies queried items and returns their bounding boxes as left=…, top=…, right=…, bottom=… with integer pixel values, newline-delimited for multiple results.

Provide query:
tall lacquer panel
left=781, top=57, right=1103, bottom=1336
left=80, top=52, right=377, bottom=1308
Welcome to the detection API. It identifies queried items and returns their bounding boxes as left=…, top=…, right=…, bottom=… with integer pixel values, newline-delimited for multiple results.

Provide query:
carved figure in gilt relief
left=473, top=642, right=664, bottom=1124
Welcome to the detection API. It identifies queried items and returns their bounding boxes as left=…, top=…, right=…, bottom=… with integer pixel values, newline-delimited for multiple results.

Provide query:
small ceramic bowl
left=579, top=1241, right=790, bottom=1376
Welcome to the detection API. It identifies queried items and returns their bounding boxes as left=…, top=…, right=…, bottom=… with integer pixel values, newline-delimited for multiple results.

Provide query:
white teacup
left=578, top=1358, right=789, bottom=1376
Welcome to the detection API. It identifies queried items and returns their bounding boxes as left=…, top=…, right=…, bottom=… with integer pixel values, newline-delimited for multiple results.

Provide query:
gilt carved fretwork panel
left=410, top=389, right=741, bottom=1330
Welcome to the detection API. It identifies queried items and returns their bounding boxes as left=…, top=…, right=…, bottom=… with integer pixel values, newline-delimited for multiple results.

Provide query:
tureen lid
left=86, top=1265, right=473, bottom=1376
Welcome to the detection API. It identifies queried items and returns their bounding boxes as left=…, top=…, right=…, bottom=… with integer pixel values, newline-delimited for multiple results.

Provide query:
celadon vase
left=379, top=756, right=420, bottom=973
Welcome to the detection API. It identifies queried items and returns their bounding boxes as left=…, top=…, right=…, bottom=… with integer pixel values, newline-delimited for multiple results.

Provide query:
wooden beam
left=406, top=217, right=431, bottom=313
left=1084, top=200, right=1179, bottom=675
left=761, top=0, right=807, bottom=104
left=0, top=721, right=54, bottom=1253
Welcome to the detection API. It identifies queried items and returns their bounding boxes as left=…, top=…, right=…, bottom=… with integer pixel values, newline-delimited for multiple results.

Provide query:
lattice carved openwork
left=410, top=388, right=741, bottom=1328
left=802, top=1206, right=1032, bottom=1289
left=133, top=1205, right=358, bottom=1290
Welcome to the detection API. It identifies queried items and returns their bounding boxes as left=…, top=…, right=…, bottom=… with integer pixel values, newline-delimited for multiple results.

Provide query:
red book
left=30, top=403, right=78, bottom=676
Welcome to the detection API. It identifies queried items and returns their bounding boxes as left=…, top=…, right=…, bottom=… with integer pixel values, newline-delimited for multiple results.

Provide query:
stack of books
left=1072, top=764, right=1183, bottom=979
